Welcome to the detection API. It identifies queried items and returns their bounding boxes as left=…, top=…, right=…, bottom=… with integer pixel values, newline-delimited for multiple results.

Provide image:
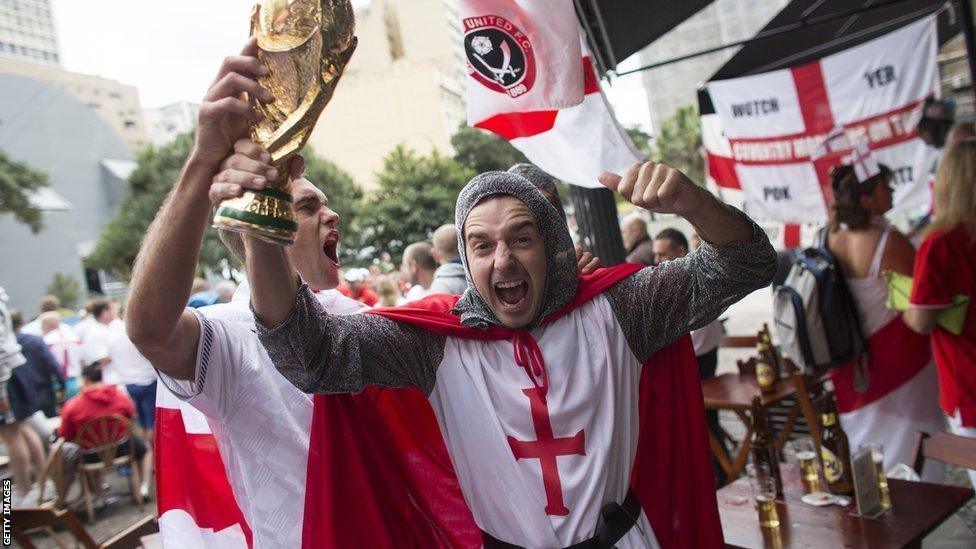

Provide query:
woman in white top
left=825, top=164, right=945, bottom=478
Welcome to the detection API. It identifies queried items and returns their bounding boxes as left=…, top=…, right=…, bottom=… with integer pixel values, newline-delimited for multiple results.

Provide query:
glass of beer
left=748, top=463, right=781, bottom=529
left=860, top=443, right=890, bottom=508
left=792, top=437, right=822, bottom=494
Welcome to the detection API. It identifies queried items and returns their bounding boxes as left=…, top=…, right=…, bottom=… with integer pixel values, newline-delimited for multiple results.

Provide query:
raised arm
left=127, top=39, right=274, bottom=380
left=255, top=286, right=445, bottom=394
left=599, top=162, right=777, bottom=360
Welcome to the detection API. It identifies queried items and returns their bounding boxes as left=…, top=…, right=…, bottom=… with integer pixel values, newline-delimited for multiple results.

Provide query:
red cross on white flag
left=851, top=140, right=881, bottom=183
left=702, top=17, right=939, bottom=224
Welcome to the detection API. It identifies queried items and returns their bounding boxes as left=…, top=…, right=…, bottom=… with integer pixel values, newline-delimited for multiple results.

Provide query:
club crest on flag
left=463, top=15, right=535, bottom=97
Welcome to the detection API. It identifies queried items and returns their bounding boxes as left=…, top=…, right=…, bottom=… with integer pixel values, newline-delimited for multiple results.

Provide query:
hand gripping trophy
left=213, top=0, right=357, bottom=244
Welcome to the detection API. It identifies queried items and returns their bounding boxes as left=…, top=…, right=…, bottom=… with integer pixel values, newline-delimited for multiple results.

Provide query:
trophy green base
left=213, top=189, right=298, bottom=246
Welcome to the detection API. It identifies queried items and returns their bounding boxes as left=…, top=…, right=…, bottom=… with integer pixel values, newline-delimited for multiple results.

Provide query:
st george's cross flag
left=462, top=0, right=642, bottom=187
left=702, top=16, right=939, bottom=224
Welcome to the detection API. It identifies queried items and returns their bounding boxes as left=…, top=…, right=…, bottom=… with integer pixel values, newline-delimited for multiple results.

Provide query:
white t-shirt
left=43, top=324, right=84, bottom=378
left=82, top=321, right=118, bottom=384
left=691, top=319, right=724, bottom=357
left=157, top=284, right=366, bottom=549
left=108, top=321, right=157, bottom=386
left=72, top=316, right=97, bottom=341
left=397, top=283, right=433, bottom=305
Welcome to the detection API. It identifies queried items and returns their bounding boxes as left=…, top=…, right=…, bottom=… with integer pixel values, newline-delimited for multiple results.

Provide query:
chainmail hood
left=453, top=171, right=577, bottom=330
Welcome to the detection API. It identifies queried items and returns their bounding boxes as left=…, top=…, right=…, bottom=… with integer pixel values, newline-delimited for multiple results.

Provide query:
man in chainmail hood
left=248, top=159, right=776, bottom=547
left=452, top=170, right=577, bottom=330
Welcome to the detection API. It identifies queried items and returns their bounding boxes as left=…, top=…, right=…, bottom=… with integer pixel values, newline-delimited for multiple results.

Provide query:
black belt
left=482, top=490, right=642, bottom=549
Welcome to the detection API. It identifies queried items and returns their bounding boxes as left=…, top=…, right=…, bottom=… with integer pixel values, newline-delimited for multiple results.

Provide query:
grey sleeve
left=606, top=209, right=777, bottom=362
left=256, top=285, right=446, bottom=395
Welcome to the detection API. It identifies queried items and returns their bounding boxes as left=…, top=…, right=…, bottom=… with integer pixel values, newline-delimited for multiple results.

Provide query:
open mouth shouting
left=322, top=230, right=340, bottom=266
left=493, top=278, right=529, bottom=311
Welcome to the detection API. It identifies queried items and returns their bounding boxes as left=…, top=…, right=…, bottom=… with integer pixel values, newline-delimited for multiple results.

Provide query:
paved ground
left=18, top=472, right=154, bottom=548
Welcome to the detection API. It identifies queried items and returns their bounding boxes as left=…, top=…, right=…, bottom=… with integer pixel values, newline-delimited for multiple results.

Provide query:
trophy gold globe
left=213, top=0, right=357, bottom=245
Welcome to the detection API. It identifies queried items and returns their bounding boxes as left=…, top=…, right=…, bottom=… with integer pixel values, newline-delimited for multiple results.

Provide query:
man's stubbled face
left=464, top=196, right=547, bottom=329
left=286, top=178, right=341, bottom=291
left=652, top=238, right=685, bottom=265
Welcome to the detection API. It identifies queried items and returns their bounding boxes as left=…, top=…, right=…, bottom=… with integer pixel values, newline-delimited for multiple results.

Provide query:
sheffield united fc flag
left=461, top=0, right=642, bottom=188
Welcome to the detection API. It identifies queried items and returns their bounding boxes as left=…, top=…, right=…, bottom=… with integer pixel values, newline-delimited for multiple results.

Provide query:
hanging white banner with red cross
left=702, top=17, right=939, bottom=226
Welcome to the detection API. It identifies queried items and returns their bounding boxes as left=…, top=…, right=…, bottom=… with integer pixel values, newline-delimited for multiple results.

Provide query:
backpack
left=773, top=232, right=869, bottom=383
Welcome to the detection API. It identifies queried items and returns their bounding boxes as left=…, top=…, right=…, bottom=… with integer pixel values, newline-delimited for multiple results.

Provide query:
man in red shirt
left=59, top=365, right=151, bottom=499
left=337, top=268, right=379, bottom=307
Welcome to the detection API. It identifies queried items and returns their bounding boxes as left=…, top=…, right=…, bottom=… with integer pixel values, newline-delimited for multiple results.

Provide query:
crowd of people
left=0, top=279, right=241, bottom=511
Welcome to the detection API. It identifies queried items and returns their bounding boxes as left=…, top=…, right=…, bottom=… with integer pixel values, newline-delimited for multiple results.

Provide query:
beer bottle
left=820, top=391, right=855, bottom=495
left=762, top=322, right=784, bottom=373
left=750, top=396, right=783, bottom=496
left=756, top=337, right=777, bottom=394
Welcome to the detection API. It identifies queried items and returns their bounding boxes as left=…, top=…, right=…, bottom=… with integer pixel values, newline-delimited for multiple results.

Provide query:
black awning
left=574, top=0, right=713, bottom=74
left=709, top=0, right=961, bottom=81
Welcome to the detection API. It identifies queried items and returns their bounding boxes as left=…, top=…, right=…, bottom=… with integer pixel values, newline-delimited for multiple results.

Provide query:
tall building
left=306, top=0, right=465, bottom=190
left=144, top=101, right=199, bottom=147
left=0, top=56, right=148, bottom=152
left=0, top=74, right=134, bottom=312
left=637, top=0, right=788, bottom=132
left=0, top=0, right=59, bottom=65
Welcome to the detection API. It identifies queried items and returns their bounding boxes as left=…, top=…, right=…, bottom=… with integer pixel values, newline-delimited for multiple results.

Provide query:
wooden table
left=701, top=372, right=822, bottom=481
left=718, top=465, right=974, bottom=548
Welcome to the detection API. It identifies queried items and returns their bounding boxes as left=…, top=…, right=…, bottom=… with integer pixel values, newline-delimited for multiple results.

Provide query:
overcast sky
left=51, top=0, right=650, bottom=129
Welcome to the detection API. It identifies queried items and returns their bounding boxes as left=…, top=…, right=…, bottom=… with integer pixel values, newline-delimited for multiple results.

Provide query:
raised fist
left=598, top=161, right=706, bottom=217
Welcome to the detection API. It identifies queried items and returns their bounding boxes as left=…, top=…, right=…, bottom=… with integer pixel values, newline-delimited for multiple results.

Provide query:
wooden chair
left=11, top=506, right=98, bottom=549
left=13, top=507, right=159, bottom=549
left=35, top=438, right=68, bottom=508
left=100, top=515, right=159, bottom=549
left=910, top=431, right=976, bottom=475
left=74, top=414, right=144, bottom=523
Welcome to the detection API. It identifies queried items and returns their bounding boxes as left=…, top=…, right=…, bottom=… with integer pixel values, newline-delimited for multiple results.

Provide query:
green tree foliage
left=86, top=133, right=360, bottom=276
left=625, top=125, right=653, bottom=158
left=451, top=125, right=528, bottom=173
left=0, top=148, right=48, bottom=233
left=86, top=134, right=195, bottom=276
left=652, top=105, right=704, bottom=186
left=46, top=273, right=82, bottom=310
left=355, top=145, right=475, bottom=261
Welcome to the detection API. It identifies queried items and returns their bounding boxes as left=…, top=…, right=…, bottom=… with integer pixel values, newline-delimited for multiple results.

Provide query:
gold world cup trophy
left=213, top=0, right=357, bottom=245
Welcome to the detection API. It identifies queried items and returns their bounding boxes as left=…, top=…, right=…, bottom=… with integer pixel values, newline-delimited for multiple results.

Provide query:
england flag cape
left=157, top=264, right=722, bottom=548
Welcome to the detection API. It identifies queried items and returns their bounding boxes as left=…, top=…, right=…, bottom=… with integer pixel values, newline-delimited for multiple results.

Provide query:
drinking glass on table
left=859, top=442, right=890, bottom=508
left=791, top=437, right=822, bottom=494
left=747, top=462, right=781, bottom=529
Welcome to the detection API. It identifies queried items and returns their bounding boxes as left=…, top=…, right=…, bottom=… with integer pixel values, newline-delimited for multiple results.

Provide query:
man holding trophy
left=126, top=1, right=368, bottom=546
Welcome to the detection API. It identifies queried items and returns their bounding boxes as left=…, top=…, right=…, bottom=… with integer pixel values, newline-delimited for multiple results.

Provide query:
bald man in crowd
left=430, top=224, right=467, bottom=295
left=621, top=213, right=654, bottom=265
left=400, top=241, right=439, bottom=304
